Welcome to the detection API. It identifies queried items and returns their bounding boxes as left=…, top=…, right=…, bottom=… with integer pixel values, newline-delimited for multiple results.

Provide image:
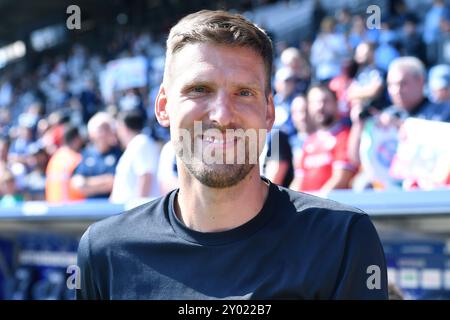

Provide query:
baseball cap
left=428, top=64, right=450, bottom=90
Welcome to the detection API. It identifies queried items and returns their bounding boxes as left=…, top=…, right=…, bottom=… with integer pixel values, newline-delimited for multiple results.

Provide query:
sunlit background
left=0, top=0, right=450, bottom=300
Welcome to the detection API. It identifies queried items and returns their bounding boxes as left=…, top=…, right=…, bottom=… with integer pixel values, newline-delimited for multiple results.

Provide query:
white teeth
left=202, top=136, right=234, bottom=144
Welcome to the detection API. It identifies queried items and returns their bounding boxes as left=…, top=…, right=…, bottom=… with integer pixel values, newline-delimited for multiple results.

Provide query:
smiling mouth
left=202, top=135, right=237, bottom=144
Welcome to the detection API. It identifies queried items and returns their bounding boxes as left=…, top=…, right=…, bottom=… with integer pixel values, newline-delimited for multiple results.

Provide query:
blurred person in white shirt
left=110, top=110, right=160, bottom=204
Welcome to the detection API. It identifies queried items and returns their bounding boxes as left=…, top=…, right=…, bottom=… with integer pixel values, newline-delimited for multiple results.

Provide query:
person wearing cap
left=272, top=67, right=299, bottom=137
left=23, top=141, right=48, bottom=200
left=0, top=169, right=23, bottom=208
left=428, top=64, right=450, bottom=104
left=8, top=114, right=36, bottom=165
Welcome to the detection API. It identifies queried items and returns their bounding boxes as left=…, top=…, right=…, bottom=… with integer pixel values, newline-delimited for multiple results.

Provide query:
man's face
left=387, top=69, right=424, bottom=111
left=291, top=96, right=308, bottom=133
left=157, top=43, right=275, bottom=188
left=354, top=43, right=371, bottom=65
left=307, top=88, right=337, bottom=129
left=90, top=123, right=115, bottom=153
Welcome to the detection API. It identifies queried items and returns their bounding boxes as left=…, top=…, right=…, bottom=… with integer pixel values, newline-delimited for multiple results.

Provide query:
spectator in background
left=71, top=112, right=122, bottom=199
left=374, top=21, right=401, bottom=73
left=289, top=94, right=314, bottom=191
left=293, top=84, right=356, bottom=193
left=110, top=110, right=160, bottom=204
left=311, top=0, right=326, bottom=37
left=40, top=111, right=68, bottom=156
left=24, top=102, right=46, bottom=132
left=335, top=7, right=352, bottom=35
left=347, top=42, right=385, bottom=113
left=8, top=116, right=35, bottom=165
left=428, top=64, right=450, bottom=105
left=23, top=142, right=48, bottom=201
left=280, top=47, right=311, bottom=94
left=299, top=38, right=313, bottom=64
left=384, top=57, right=450, bottom=122
left=0, top=136, right=9, bottom=167
left=272, top=67, right=298, bottom=136
left=0, top=169, right=23, bottom=208
left=389, top=0, right=412, bottom=30
left=348, top=57, right=450, bottom=190
left=399, top=14, right=427, bottom=65
left=0, top=108, right=12, bottom=138
left=347, top=15, right=379, bottom=50
left=79, top=78, right=102, bottom=124
left=423, top=0, right=448, bottom=65
left=118, top=88, right=147, bottom=120
left=310, top=16, right=350, bottom=82
left=329, top=58, right=359, bottom=119
left=260, top=129, right=294, bottom=188
left=48, top=77, right=72, bottom=113
left=45, top=125, right=85, bottom=203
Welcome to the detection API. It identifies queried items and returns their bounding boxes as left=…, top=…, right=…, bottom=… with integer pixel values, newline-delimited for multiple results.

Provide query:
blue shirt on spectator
left=74, top=145, right=123, bottom=199
left=423, top=5, right=446, bottom=44
left=383, top=98, right=450, bottom=123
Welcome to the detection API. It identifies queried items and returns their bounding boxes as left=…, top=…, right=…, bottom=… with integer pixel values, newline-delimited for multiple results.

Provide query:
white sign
left=390, top=118, right=450, bottom=189
left=101, top=56, right=148, bottom=100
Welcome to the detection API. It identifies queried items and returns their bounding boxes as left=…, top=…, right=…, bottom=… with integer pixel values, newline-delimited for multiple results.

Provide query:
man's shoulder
left=84, top=195, right=168, bottom=250
left=273, top=184, right=366, bottom=224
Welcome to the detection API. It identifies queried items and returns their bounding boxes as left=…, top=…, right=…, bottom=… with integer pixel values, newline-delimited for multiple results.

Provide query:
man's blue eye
left=239, top=90, right=252, bottom=96
left=193, top=87, right=205, bottom=93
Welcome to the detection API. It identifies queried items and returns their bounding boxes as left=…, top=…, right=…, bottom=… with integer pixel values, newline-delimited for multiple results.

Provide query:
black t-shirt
left=76, top=178, right=388, bottom=299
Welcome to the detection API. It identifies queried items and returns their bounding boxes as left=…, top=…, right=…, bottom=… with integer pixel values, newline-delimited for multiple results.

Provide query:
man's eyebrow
left=233, top=82, right=262, bottom=91
left=181, top=79, right=214, bottom=87
left=180, top=80, right=263, bottom=91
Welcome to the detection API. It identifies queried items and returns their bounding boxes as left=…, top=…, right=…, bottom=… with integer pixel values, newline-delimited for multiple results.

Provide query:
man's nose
left=208, top=91, right=234, bottom=127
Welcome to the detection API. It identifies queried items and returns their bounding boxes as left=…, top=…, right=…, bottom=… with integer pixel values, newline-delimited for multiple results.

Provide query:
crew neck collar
left=167, top=177, right=277, bottom=246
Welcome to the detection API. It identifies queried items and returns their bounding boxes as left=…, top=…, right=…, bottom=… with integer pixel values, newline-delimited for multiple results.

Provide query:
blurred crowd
left=1, top=0, right=450, bottom=206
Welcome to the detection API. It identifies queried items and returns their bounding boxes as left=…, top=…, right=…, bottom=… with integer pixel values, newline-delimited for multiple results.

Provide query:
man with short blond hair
left=77, top=10, right=387, bottom=300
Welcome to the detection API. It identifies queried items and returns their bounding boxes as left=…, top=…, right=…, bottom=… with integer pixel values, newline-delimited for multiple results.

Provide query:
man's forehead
left=388, top=69, right=418, bottom=82
left=170, top=43, right=263, bottom=68
left=168, top=43, right=266, bottom=85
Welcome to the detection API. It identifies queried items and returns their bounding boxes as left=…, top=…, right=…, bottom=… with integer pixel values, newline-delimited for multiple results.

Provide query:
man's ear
left=266, top=93, right=275, bottom=132
left=155, top=85, right=170, bottom=127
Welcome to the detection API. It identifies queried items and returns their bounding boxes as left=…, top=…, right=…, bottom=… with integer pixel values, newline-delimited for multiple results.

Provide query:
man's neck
left=123, top=131, right=139, bottom=147
left=175, top=166, right=269, bottom=233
